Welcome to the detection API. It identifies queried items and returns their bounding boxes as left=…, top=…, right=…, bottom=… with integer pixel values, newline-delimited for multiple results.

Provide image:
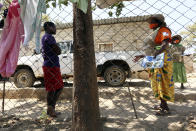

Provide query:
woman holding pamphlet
left=134, top=14, right=174, bottom=116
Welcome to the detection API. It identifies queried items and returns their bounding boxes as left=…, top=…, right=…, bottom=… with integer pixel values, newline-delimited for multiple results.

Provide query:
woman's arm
left=154, top=40, right=169, bottom=57
left=133, top=55, right=145, bottom=62
left=52, top=44, right=61, bottom=55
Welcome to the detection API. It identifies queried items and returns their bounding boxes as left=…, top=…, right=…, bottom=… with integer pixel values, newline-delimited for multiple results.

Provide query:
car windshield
left=57, top=41, right=73, bottom=54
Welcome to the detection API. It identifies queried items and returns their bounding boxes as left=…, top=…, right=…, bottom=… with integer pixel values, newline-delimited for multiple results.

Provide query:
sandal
left=47, top=106, right=57, bottom=117
left=155, top=109, right=171, bottom=116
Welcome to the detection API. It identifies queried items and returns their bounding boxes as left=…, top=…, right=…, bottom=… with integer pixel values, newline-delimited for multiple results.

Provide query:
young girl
left=42, top=22, right=64, bottom=117
left=170, top=35, right=187, bottom=89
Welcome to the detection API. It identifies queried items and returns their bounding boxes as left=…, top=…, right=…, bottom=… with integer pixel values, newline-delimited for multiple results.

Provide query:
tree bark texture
left=72, top=0, right=101, bottom=130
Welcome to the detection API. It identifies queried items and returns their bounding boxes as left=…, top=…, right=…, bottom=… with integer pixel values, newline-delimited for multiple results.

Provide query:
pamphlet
left=141, top=53, right=164, bottom=69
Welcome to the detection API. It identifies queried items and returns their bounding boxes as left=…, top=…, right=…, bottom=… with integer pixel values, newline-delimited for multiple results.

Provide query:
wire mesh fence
left=0, top=0, right=196, bottom=130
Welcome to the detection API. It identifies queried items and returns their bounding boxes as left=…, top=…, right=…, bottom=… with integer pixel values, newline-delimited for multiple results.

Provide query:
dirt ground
left=0, top=73, right=196, bottom=131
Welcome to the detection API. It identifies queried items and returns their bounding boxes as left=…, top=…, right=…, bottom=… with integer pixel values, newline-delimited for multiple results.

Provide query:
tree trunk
left=72, top=0, right=100, bottom=130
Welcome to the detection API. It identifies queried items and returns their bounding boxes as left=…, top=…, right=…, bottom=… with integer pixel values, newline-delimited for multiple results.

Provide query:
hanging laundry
left=96, top=0, right=135, bottom=9
left=0, top=0, right=24, bottom=77
left=0, top=3, right=3, bottom=9
left=34, top=0, right=46, bottom=53
left=0, top=3, right=3, bottom=28
left=69, top=0, right=88, bottom=13
left=19, top=0, right=46, bottom=54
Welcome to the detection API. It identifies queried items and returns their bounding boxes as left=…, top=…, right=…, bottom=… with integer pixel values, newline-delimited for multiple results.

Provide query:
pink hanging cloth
left=0, top=0, right=24, bottom=77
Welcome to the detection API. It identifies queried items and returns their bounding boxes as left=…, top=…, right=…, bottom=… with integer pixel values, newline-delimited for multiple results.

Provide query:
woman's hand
left=154, top=40, right=169, bottom=58
left=133, top=55, right=145, bottom=62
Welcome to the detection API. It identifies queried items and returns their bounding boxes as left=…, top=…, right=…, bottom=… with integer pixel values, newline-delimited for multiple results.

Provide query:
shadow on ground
left=33, top=80, right=151, bottom=88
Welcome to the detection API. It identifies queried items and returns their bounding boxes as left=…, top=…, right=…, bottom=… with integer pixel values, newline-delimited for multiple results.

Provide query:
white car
left=13, top=41, right=143, bottom=87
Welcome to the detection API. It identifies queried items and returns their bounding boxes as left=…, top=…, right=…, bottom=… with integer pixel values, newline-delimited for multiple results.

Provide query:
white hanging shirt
left=19, top=0, right=46, bottom=53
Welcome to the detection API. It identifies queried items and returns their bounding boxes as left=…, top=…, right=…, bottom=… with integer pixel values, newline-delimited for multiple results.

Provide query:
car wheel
left=14, top=69, right=35, bottom=88
left=104, top=66, right=126, bottom=86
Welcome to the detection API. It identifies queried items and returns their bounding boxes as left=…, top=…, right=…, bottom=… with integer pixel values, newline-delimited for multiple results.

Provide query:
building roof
left=56, top=14, right=163, bottom=29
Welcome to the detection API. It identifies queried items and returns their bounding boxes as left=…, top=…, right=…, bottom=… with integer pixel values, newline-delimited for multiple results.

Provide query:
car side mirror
left=70, top=44, right=74, bottom=53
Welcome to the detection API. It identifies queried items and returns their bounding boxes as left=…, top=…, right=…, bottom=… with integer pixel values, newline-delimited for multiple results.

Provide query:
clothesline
left=0, top=0, right=44, bottom=77
left=0, top=0, right=137, bottom=77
